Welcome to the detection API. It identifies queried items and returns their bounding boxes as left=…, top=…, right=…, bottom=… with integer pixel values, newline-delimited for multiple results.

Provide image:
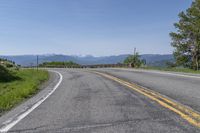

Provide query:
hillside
left=0, top=58, right=18, bottom=68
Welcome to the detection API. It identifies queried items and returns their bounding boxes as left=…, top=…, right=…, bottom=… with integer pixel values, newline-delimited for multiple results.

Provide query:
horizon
left=0, top=0, right=192, bottom=56
left=0, top=53, right=173, bottom=57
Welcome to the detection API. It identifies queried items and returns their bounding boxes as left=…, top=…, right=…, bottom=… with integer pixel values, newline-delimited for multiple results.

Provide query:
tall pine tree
left=170, top=0, right=200, bottom=70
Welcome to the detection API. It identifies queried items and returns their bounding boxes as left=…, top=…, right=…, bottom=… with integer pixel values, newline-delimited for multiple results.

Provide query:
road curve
left=95, top=68, right=200, bottom=113
left=1, top=68, right=200, bottom=132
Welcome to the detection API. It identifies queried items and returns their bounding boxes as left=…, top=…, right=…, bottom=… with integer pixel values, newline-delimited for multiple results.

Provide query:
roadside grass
left=0, top=69, right=49, bottom=115
left=141, top=66, right=200, bottom=74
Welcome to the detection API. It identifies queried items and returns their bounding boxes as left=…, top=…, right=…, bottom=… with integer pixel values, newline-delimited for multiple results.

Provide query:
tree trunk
left=192, top=53, right=196, bottom=70
left=196, top=56, right=199, bottom=71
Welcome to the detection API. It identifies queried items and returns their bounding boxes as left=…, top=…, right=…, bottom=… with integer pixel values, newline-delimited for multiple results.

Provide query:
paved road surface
left=96, top=68, right=200, bottom=113
left=1, top=68, right=200, bottom=132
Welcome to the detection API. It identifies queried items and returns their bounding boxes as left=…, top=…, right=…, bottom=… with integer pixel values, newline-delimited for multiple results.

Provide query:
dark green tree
left=170, top=0, right=200, bottom=70
left=124, top=52, right=143, bottom=68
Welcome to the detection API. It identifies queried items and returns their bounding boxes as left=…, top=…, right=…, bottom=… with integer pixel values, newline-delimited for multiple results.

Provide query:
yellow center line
left=91, top=71, right=200, bottom=128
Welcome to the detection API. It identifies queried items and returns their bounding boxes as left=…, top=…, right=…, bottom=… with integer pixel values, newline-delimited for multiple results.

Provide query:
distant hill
left=0, top=54, right=174, bottom=67
left=141, top=54, right=174, bottom=67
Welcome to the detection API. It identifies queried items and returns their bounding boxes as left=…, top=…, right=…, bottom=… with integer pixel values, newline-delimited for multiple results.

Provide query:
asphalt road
left=1, top=68, right=200, bottom=132
left=96, top=68, right=200, bottom=113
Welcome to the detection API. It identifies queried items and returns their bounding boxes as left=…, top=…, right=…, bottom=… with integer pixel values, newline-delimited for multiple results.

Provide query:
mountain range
left=0, top=54, right=174, bottom=67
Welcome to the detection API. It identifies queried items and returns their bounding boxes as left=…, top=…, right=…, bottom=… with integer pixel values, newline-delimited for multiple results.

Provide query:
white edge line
left=0, top=70, right=63, bottom=132
left=110, top=68, right=200, bottom=79
left=142, top=70, right=200, bottom=79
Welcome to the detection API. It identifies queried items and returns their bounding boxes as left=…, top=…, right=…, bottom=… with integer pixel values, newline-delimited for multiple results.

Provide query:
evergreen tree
left=124, top=52, right=143, bottom=68
left=170, top=0, right=200, bottom=70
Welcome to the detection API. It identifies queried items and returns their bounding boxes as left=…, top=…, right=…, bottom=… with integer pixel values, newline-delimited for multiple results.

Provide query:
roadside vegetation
left=0, top=61, right=49, bottom=115
left=124, top=0, right=200, bottom=73
left=170, top=0, right=200, bottom=70
left=123, top=51, right=200, bottom=74
left=124, top=49, right=146, bottom=68
left=39, top=61, right=81, bottom=68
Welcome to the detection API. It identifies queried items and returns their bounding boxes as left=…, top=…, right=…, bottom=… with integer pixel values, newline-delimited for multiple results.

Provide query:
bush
left=124, top=52, right=144, bottom=68
left=0, top=65, right=19, bottom=82
left=5, top=63, right=14, bottom=68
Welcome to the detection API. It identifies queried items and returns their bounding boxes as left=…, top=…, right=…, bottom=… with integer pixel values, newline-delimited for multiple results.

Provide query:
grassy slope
left=0, top=69, right=49, bottom=114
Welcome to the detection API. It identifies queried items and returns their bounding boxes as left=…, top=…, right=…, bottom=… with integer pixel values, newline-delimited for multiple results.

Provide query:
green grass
left=0, top=69, right=49, bottom=114
left=141, top=66, right=200, bottom=74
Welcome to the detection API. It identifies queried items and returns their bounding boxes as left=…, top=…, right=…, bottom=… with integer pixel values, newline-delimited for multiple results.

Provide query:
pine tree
left=170, top=0, right=200, bottom=70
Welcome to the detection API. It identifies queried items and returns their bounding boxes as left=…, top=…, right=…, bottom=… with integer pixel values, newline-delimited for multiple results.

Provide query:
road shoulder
left=0, top=70, right=61, bottom=131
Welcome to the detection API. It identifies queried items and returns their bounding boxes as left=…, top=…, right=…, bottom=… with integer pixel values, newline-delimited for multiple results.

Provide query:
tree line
left=39, top=61, right=81, bottom=68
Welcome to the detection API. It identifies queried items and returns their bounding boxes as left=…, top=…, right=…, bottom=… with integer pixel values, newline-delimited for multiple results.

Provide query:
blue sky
left=0, top=0, right=192, bottom=56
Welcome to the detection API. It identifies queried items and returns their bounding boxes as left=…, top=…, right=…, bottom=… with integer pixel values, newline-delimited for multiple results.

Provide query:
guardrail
left=27, top=64, right=131, bottom=68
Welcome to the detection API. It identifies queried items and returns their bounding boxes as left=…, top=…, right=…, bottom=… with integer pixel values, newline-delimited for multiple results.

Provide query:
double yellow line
left=92, top=71, right=200, bottom=128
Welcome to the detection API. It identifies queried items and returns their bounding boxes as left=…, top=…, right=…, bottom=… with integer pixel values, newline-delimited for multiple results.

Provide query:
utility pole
left=134, top=47, right=136, bottom=56
left=37, top=55, right=38, bottom=71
